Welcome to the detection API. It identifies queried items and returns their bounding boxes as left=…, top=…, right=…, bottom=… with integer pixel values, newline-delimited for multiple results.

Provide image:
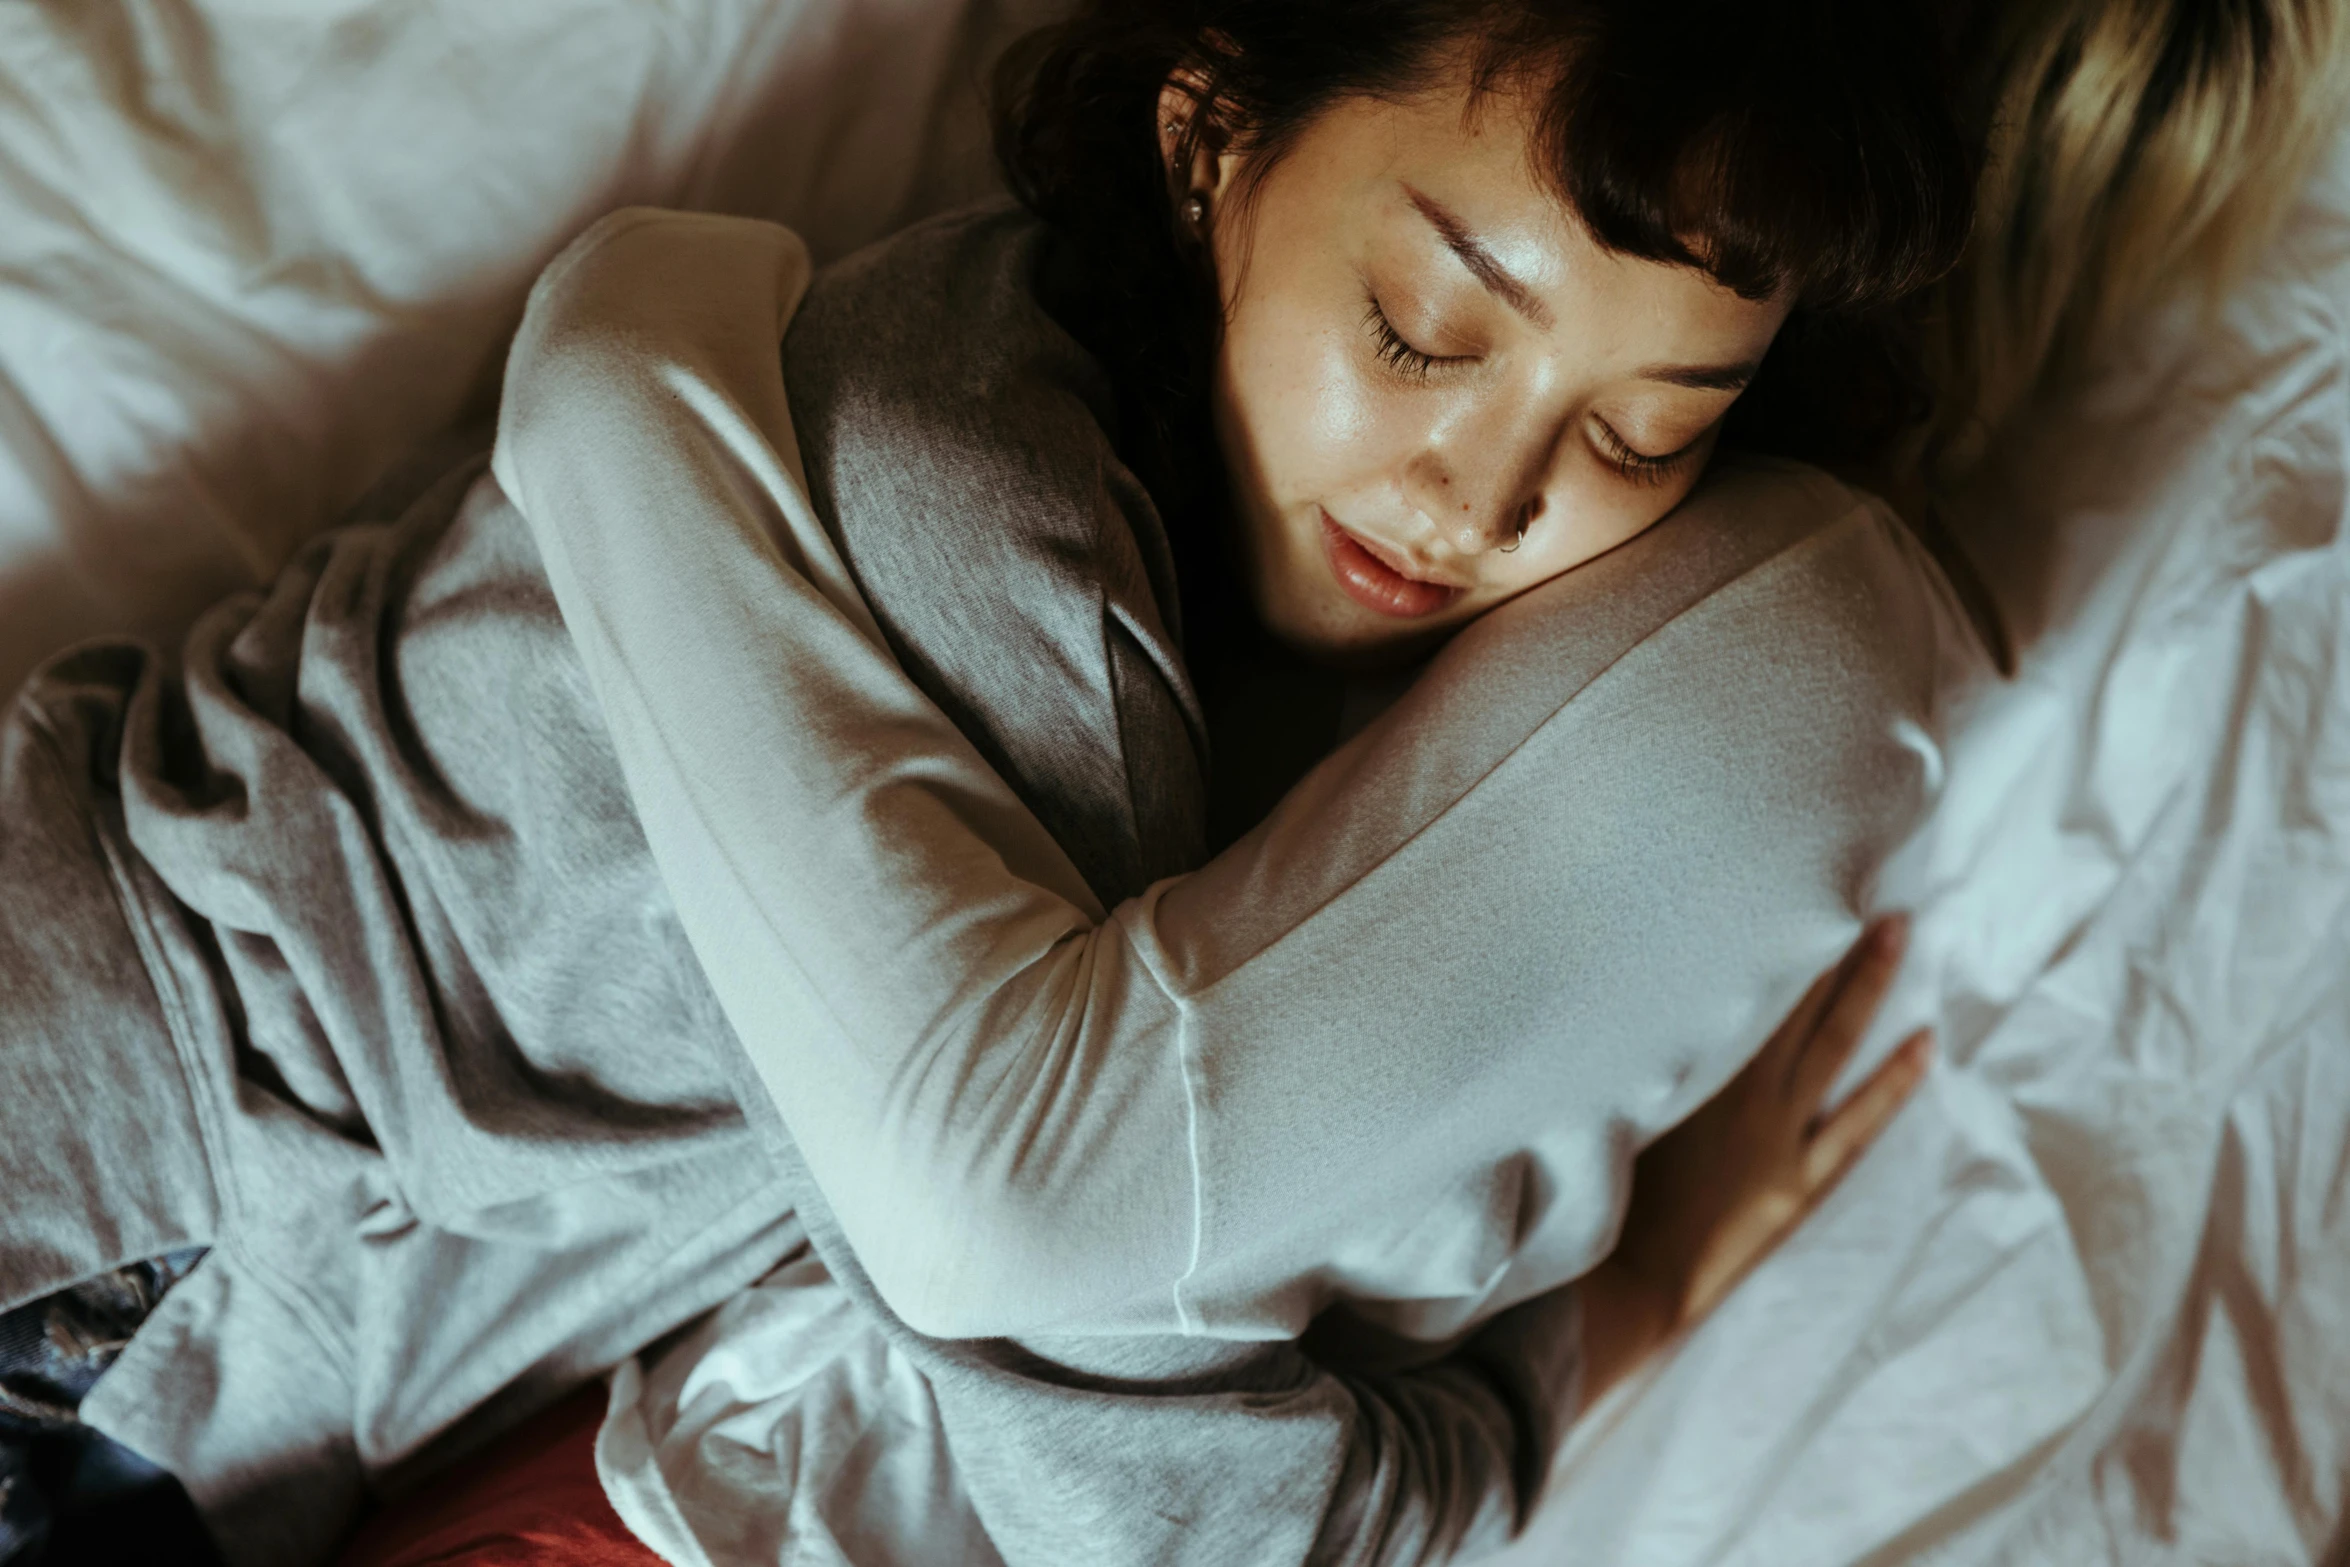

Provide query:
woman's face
left=1171, top=66, right=1792, bottom=666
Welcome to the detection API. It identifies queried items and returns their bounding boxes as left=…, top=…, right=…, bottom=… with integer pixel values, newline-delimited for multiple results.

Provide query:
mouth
left=1318, top=510, right=1466, bottom=620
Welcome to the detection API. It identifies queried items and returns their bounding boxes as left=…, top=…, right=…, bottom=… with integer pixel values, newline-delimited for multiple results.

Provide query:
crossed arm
left=497, top=207, right=1954, bottom=1562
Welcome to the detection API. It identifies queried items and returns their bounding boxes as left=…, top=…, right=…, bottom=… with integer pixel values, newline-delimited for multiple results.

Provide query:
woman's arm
left=495, top=208, right=1196, bottom=1339
left=1555, top=917, right=1935, bottom=1408
left=494, top=208, right=1968, bottom=1344
left=773, top=921, right=1933, bottom=1567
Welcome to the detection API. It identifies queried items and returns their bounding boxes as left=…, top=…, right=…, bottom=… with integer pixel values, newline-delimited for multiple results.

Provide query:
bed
left=3, top=4, right=2344, bottom=1564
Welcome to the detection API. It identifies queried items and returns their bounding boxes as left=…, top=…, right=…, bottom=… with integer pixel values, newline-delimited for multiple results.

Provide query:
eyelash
left=1591, top=420, right=1698, bottom=487
left=1362, top=295, right=1454, bottom=382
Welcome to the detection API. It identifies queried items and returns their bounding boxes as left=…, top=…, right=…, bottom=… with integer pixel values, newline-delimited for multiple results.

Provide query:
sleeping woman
left=0, top=1, right=1992, bottom=1563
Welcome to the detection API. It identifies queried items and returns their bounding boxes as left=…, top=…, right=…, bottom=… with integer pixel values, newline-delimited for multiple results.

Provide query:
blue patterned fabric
left=0, top=1253, right=218, bottom=1567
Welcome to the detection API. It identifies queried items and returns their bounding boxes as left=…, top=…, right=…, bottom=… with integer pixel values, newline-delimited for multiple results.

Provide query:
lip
left=1318, top=510, right=1466, bottom=620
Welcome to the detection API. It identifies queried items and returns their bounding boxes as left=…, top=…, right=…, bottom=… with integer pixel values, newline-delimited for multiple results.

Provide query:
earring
left=1182, top=194, right=1207, bottom=228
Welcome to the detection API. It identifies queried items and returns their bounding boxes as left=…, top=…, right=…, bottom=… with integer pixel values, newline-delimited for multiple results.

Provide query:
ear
left=1155, top=68, right=1229, bottom=201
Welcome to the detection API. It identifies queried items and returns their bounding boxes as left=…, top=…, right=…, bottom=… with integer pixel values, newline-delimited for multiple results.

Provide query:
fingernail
left=1874, top=913, right=1911, bottom=955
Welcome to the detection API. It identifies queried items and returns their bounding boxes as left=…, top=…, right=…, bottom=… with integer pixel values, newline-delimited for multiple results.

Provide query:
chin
left=1239, top=508, right=1459, bottom=671
left=1262, top=586, right=1455, bottom=673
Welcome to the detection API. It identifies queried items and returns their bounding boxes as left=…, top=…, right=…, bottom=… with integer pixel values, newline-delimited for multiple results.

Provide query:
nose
left=1401, top=421, right=1561, bottom=558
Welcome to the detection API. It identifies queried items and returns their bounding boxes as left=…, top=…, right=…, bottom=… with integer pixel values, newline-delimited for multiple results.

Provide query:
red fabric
left=335, top=1386, right=666, bottom=1567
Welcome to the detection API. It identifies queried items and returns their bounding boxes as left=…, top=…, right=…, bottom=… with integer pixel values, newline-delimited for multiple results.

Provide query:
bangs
left=1476, top=2, right=1975, bottom=308
left=992, top=0, right=1978, bottom=480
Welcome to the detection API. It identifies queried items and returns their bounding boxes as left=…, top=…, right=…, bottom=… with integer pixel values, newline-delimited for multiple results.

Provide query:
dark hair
left=994, top=0, right=1977, bottom=535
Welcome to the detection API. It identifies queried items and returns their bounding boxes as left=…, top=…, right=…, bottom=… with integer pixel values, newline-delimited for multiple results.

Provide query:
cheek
left=1218, top=281, right=1399, bottom=504
left=1510, top=462, right=1709, bottom=584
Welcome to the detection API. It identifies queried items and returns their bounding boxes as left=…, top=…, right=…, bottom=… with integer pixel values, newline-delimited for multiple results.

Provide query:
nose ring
left=1498, top=510, right=1530, bottom=554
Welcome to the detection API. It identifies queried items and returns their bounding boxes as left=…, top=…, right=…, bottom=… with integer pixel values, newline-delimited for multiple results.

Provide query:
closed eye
left=1363, top=294, right=1472, bottom=383
left=1591, top=417, right=1703, bottom=487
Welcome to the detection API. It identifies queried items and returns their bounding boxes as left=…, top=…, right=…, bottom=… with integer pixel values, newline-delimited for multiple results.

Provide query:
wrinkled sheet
left=3, top=5, right=2345, bottom=1564
left=0, top=0, right=1047, bottom=698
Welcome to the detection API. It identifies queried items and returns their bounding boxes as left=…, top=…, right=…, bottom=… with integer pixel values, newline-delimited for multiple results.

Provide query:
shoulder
left=783, top=201, right=1172, bottom=607
left=789, top=203, right=1092, bottom=416
left=782, top=203, right=1208, bottom=900
left=784, top=202, right=1126, bottom=535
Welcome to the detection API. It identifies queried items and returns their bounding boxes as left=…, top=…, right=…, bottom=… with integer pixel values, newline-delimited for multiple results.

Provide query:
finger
left=1760, top=961, right=1847, bottom=1083
left=1763, top=919, right=1890, bottom=1081
left=1787, top=915, right=1910, bottom=1108
left=1800, top=1029, right=1932, bottom=1193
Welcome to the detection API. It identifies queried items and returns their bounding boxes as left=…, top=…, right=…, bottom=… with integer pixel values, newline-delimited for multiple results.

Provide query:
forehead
left=1285, top=71, right=1790, bottom=360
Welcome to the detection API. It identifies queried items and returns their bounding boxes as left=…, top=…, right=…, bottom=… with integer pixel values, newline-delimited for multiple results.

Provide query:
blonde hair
left=1928, top=0, right=2350, bottom=485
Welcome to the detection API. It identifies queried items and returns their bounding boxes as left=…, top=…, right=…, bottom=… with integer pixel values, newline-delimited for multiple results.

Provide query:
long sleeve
left=493, top=209, right=1197, bottom=1341
left=492, top=207, right=1968, bottom=1350
left=611, top=1046, right=1589, bottom=1565
left=775, top=1123, right=1592, bottom=1567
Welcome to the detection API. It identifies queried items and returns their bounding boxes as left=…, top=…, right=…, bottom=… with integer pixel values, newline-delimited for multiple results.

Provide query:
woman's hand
left=1576, top=916, right=1934, bottom=1405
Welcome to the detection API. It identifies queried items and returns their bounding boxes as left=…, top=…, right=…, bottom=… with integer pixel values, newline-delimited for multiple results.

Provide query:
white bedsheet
left=5, top=7, right=2345, bottom=1564
left=0, top=0, right=1043, bottom=698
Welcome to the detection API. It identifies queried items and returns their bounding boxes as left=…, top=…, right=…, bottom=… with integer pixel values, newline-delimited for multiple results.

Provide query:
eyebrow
left=1404, top=185, right=1762, bottom=394
left=1405, top=185, right=1554, bottom=330
left=1638, top=360, right=1763, bottom=393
